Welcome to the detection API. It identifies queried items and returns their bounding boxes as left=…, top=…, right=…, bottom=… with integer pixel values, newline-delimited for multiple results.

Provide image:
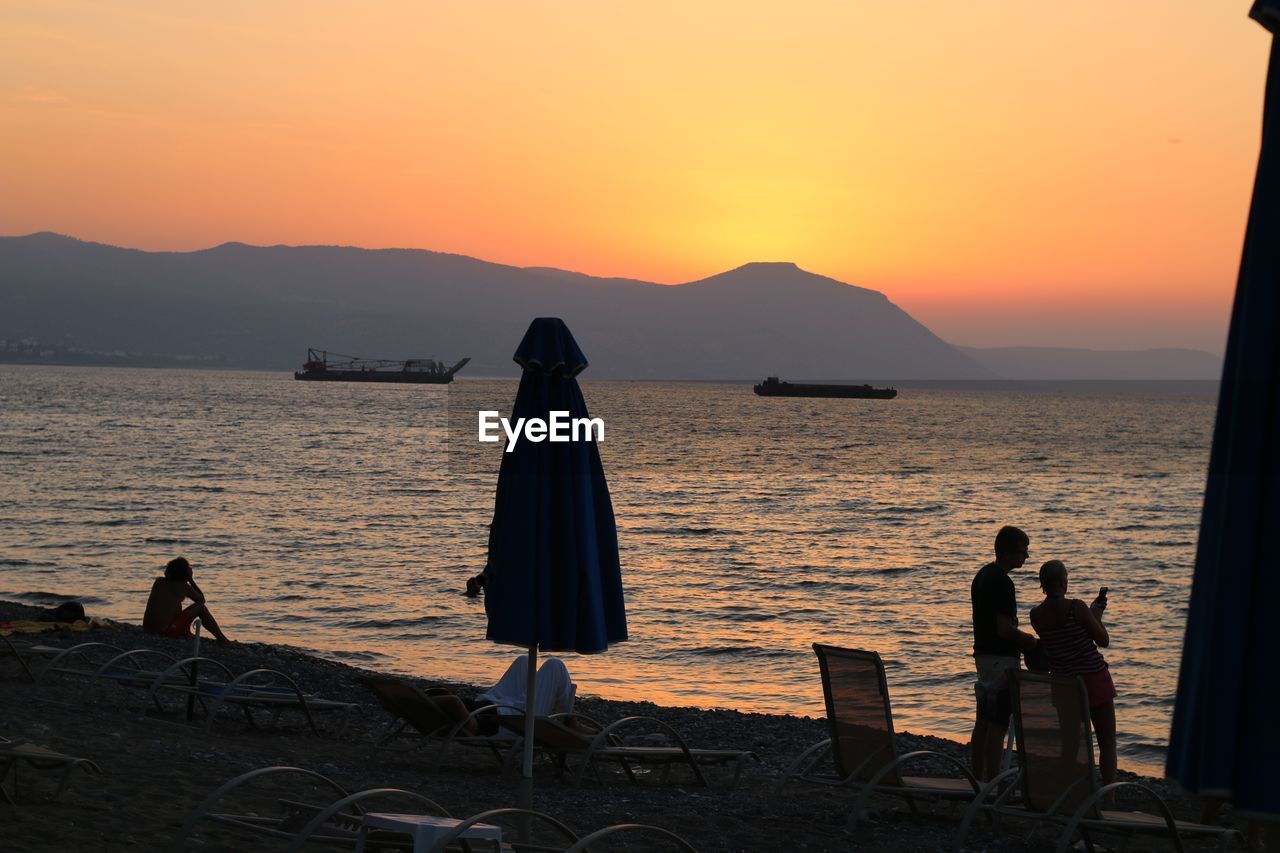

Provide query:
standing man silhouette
left=969, top=525, right=1039, bottom=781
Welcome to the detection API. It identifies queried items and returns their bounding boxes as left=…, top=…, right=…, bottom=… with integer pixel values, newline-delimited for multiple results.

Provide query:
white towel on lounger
left=476, top=654, right=576, bottom=716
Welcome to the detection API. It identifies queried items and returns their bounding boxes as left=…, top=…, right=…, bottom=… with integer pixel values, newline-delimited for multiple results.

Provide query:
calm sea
left=0, top=366, right=1217, bottom=775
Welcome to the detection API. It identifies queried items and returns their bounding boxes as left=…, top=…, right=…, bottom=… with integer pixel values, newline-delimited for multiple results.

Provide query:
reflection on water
left=0, top=366, right=1214, bottom=774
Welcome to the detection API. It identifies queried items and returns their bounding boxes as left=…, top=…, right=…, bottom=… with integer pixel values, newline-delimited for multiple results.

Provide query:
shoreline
left=1, top=595, right=1171, bottom=780
left=0, top=600, right=1244, bottom=851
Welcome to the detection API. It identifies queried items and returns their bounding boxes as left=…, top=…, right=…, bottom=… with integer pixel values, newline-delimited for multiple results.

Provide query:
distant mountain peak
left=1, top=232, right=147, bottom=256
left=6, top=231, right=89, bottom=246
left=685, top=260, right=882, bottom=299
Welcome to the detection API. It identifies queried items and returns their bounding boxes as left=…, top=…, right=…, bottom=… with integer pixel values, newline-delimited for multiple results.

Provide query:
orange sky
left=1, top=2, right=1271, bottom=353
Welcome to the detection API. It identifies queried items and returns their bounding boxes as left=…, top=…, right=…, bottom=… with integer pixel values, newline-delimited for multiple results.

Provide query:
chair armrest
left=428, top=808, right=580, bottom=853
left=286, top=788, right=448, bottom=852
left=563, top=823, right=698, bottom=853
left=777, top=737, right=835, bottom=791
left=1057, top=781, right=1197, bottom=853
left=549, top=711, right=606, bottom=733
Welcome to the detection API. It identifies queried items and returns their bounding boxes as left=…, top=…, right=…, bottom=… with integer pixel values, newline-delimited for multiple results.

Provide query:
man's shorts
left=974, top=654, right=1019, bottom=725
left=162, top=608, right=197, bottom=638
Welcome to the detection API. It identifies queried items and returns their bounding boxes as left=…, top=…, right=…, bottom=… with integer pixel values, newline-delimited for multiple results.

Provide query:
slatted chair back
left=360, top=677, right=451, bottom=735
left=1010, top=671, right=1100, bottom=818
left=813, top=644, right=902, bottom=785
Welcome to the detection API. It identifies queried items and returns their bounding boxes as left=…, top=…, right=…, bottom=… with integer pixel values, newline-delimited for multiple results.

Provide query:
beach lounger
left=0, top=736, right=103, bottom=802
left=144, top=659, right=358, bottom=734
left=40, top=645, right=190, bottom=710
left=361, top=676, right=521, bottom=771
left=954, top=671, right=1244, bottom=852
left=32, top=643, right=354, bottom=734
left=26, top=641, right=128, bottom=682
left=31, top=642, right=354, bottom=735
left=0, top=634, right=37, bottom=682
left=495, top=712, right=757, bottom=788
left=360, top=807, right=585, bottom=853
left=176, top=765, right=447, bottom=850
left=351, top=807, right=700, bottom=853
left=29, top=644, right=234, bottom=718
left=779, top=644, right=1000, bottom=832
left=178, top=766, right=597, bottom=852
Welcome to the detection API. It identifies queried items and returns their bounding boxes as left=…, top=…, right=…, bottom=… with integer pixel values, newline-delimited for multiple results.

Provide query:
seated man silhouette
left=142, top=557, right=232, bottom=644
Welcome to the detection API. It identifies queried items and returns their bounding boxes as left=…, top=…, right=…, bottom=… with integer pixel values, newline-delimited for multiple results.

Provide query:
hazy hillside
left=0, top=234, right=991, bottom=379
left=0, top=234, right=1223, bottom=379
left=957, top=345, right=1223, bottom=380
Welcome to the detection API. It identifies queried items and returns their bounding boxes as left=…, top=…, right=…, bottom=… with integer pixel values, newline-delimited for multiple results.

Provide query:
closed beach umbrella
left=485, top=317, right=627, bottom=811
left=1167, top=1, right=1280, bottom=820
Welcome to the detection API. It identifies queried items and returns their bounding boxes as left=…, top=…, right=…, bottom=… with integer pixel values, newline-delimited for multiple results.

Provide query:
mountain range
left=0, top=233, right=1222, bottom=380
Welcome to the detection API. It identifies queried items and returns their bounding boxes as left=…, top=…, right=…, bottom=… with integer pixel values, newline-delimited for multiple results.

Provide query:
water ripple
left=0, top=366, right=1215, bottom=776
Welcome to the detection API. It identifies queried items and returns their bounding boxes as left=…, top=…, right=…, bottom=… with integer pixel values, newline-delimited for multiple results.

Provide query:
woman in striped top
left=1029, top=559, right=1117, bottom=791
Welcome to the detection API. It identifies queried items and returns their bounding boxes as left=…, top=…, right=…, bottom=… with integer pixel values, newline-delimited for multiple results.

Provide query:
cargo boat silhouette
left=753, top=376, right=897, bottom=399
left=294, top=349, right=470, bottom=384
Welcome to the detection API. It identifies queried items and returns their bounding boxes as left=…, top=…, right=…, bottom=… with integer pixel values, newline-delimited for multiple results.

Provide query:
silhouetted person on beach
left=464, top=572, right=487, bottom=597
left=142, top=557, right=232, bottom=644
left=465, top=520, right=496, bottom=597
left=969, top=525, right=1039, bottom=781
left=1030, top=560, right=1116, bottom=795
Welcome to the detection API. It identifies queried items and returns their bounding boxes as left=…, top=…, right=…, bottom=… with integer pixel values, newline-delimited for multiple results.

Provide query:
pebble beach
left=0, top=601, right=1250, bottom=852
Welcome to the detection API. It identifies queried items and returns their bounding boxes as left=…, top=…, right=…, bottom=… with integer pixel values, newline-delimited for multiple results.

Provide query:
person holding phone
left=1030, top=560, right=1116, bottom=790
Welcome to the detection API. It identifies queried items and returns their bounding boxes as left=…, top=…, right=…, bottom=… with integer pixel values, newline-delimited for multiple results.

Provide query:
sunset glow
left=1, top=1, right=1269, bottom=351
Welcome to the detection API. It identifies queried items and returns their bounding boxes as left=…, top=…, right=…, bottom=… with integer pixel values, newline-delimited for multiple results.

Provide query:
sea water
left=0, top=365, right=1215, bottom=774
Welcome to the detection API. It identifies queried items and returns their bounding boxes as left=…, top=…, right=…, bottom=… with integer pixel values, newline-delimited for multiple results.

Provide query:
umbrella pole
left=519, top=645, right=537, bottom=842
left=186, top=617, right=202, bottom=721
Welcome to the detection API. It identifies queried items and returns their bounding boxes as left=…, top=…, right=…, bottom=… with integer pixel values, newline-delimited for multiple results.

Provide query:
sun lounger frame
left=142, top=658, right=355, bottom=734
left=0, top=736, right=103, bottom=802
left=954, top=671, right=1244, bottom=852
left=778, top=644, right=1007, bottom=834
left=425, top=807, right=582, bottom=852
left=377, top=700, right=527, bottom=771
left=0, top=634, right=37, bottom=682
left=562, top=822, right=699, bottom=853
left=30, top=644, right=352, bottom=734
left=177, top=765, right=444, bottom=850
left=28, top=641, right=128, bottom=682
left=362, top=676, right=530, bottom=772
left=498, top=712, right=758, bottom=788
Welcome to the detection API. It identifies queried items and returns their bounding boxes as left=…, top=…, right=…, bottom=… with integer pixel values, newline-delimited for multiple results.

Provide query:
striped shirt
left=1036, top=600, right=1108, bottom=676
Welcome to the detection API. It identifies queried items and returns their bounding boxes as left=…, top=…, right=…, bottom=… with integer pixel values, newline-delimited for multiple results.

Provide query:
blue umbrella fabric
left=484, top=317, right=627, bottom=654
left=483, top=317, right=626, bottom=816
left=1167, top=2, right=1280, bottom=818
